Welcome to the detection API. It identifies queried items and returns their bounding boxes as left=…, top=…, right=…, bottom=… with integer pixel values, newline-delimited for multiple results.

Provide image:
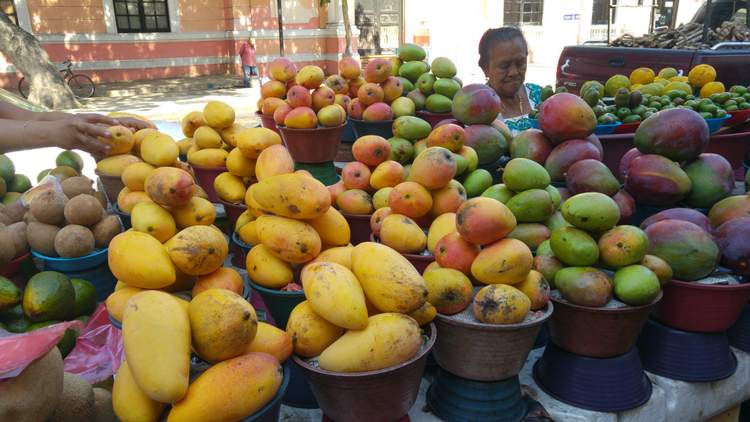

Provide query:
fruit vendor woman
left=479, top=27, right=541, bottom=135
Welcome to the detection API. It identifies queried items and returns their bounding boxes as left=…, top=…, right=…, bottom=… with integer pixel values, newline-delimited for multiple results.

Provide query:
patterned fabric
left=503, top=82, right=542, bottom=136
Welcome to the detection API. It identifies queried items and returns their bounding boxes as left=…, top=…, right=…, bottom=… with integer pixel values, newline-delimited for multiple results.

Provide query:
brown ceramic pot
left=94, top=169, right=125, bottom=204
left=342, top=212, right=371, bottom=245
left=278, top=124, right=345, bottom=164
left=255, top=111, right=280, bottom=134
left=191, top=164, right=226, bottom=203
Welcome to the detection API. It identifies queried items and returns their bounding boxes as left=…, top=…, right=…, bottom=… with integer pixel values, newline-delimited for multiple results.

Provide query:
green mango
left=398, top=43, right=427, bottom=62
left=462, top=169, right=493, bottom=197
left=502, top=158, right=550, bottom=192
left=431, top=57, right=457, bottom=78
left=416, top=73, right=437, bottom=95
left=561, top=192, right=620, bottom=232
left=398, top=61, right=429, bottom=83
left=507, top=189, right=555, bottom=223
left=433, top=78, right=461, bottom=99
left=550, top=227, right=599, bottom=266
left=613, top=265, right=661, bottom=306
left=481, top=184, right=514, bottom=203
left=555, top=267, right=613, bottom=307
left=425, top=94, right=452, bottom=113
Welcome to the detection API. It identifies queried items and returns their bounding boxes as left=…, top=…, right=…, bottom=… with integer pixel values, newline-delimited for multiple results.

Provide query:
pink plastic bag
left=0, top=320, right=83, bottom=379
left=63, top=303, right=124, bottom=384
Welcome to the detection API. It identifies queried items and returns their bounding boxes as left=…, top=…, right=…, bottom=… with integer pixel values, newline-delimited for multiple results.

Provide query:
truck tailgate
left=557, top=46, right=695, bottom=94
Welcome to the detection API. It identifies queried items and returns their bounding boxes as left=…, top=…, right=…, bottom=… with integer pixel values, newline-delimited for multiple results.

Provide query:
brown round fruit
left=63, top=194, right=104, bottom=226
left=92, top=215, right=122, bottom=248
left=54, top=225, right=95, bottom=258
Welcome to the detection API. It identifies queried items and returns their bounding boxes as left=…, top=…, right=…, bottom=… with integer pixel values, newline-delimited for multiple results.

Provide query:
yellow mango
left=203, top=100, right=235, bottom=129
left=244, top=322, right=293, bottom=363
left=408, top=302, right=437, bottom=326
left=239, top=220, right=259, bottom=245
left=246, top=244, right=294, bottom=288
left=132, top=128, right=159, bottom=154
left=113, top=360, right=165, bottom=422
left=379, top=214, right=427, bottom=254
left=105, top=286, right=143, bottom=322
left=188, top=148, right=228, bottom=168
left=181, top=111, right=206, bottom=137
left=117, top=189, right=153, bottom=214
left=165, top=225, right=228, bottom=276
left=189, top=289, right=258, bottom=363
left=235, top=210, right=255, bottom=233
left=252, top=173, right=331, bottom=219
left=121, top=162, right=156, bottom=191
left=471, top=238, right=533, bottom=285
left=115, top=280, right=128, bottom=291
left=424, top=268, right=473, bottom=315
left=472, top=284, right=530, bottom=324
left=515, top=270, right=550, bottom=311
left=108, top=231, right=176, bottom=288
left=176, top=137, right=194, bottom=155
left=286, top=301, right=345, bottom=357
left=319, top=313, right=422, bottom=372
left=131, top=201, right=177, bottom=243
left=220, top=123, right=245, bottom=147
left=244, top=184, right=274, bottom=217
left=427, top=212, right=457, bottom=254
left=256, top=215, right=322, bottom=263
left=351, top=242, right=428, bottom=313
left=159, top=268, right=198, bottom=293
left=226, top=148, right=256, bottom=178
left=307, top=207, right=350, bottom=247
left=167, top=353, right=281, bottom=422
left=193, top=126, right=223, bottom=149
left=301, top=262, right=368, bottom=330
left=255, top=144, right=294, bottom=181
left=237, top=127, right=282, bottom=159
left=172, top=294, right=191, bottom=313
left=141, top=132, right=179, bottom=167
left=214, top=171, right=246, bottom=204
left=170, top=196, right=216, bottom=229
left=96, top=154, right=143, bottom=177
left=307, top=245, right=353, bottom=269
left=424, top=261, right=442, bottom=274
left=123, top=291, right=191, bottom=403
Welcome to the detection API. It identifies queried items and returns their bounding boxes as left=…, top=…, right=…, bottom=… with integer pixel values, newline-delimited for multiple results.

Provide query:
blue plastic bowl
left=32, top=248, right=108, bottom=272
left=533, top=342, right=652, bottom=412
left=349, top=118, right=393, bottom=139
left=729, top=302, right=750, bottom=352
left=706, top=115, right=730, bottom=134
left=248, top=279, right=304, bottom=329
left=231, top=232, right=251, bottom=269
left=594, top=122, right=622, bottom=135
left=637, top=318, right=737, bottom=382
left=341, top=120, right=357, bottom=143
left=242, top=360, right=292, bottom=422
left=109, top=314, right=122, bottom=329
left=113, top=205, right=131, bottom=229
left=427, top=369, right=526, bottom=422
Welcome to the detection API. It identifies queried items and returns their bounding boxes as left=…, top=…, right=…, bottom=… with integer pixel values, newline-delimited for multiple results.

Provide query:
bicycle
left=18, top=58, right=96, bottom=99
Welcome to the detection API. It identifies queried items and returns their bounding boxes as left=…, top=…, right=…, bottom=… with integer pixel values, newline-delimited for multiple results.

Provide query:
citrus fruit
left=605, top=74, right=631, bottom=97
left=661, top=81, right=693, bottom=96
left=630, top=67, right=655, bottom=85
left=658, top=67, right=679, bottom=79
left=700, top=81, right=726, bottom=98
left=653, top=77, right=670, bottom=86
left=688, top=64, right=717, bottom=88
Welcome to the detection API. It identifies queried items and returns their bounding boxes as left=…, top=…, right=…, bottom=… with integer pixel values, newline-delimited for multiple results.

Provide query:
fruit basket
left=432, top=303, right=552, bottom=381
left=191, top=164, right=227, bottom=203
left=255, top=111, right=280, bottom=134
left=349, top=118, right=394, bottom=139
left=416, top=110, right=454, bottom=128
left=638, top=318, right=737, bottom=382
left=341, top=212, right=371, bottom=245
left=278, top=123, right=346, bottom=164
left=534, top=342, right=652, bottom=412
left=248, top=279, right=304, bottom=329
left=31, top=248, right=108, bottom=272
left=547, top=292, right=662, bottom=358
left=293, top=324, right=435, bottom=422
left=655, top=279, right=750, bottom=333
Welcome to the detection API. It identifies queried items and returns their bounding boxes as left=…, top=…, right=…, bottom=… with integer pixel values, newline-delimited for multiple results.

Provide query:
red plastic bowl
left=613, top=121, right=640, bottom=134
left=0, top=252, right=29, bottom=278
left=218, top=198, right=247, bottom=232
left=191, top=164, right=226, bottom=203
left=370, top=235, right=433, bottom=274
left=655, top=280, right=750, bottom=333
left=416, top=110, right=454, bottom=128
left=725, top=109, right=750, bottom=126
left=341, top=212, right=371, bottom=246
left=255, top=111, right=280, bottom=134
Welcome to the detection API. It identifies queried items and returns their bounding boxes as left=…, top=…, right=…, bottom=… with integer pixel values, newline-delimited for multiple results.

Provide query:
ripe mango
left=214, top=172, right=246, bottom=204
left=471, top=238, right=533, bottom=285
left=427, top=212, right=457, bottom=253
left=113, top=360, right=165, bottom=422
left=192, top=267, right=243, bottom=297
left=319, top=313, right=422, bottom=372
left=473, top=284, right=530, bottom=324
left=286, top=301, right=345, bottom=357
left=237, top=128, right=282, bottom=159
left=170, top=196, right=216, bottom=229
left=514, top=270, right=550, bottom=310
left=351, top=242, right=428, bottom=313
left=181, top=111, right=206, bottom=137
left=166, top=225, right=228, bottom=276
left=408, top=302, right=437, bottom=326
left=226, top=148, right=256, bottom=178
left=424, top=268, right=473, bottom=315
left=188, top=147, right=228, bottom=168
left=255, top=144, right=294, bottom=181
left=96, top=154, right=142, bottom=177
left=256, top=215, right=322, bottom=263
left=189, top=289, right=258, bottom=363
left=244, top=322, right=293, bottom=362
left=252, top=173, right=331, bottom=219
left=193, top=126, right=223, bottom=149
left=144, top=167, right=195, bottom=208
left=117, top=189, right=153, bottom=214
left=307, top=245, right=353, bottom=269
left=379, top=214, right=427, bottom=254
left=246, top=244, right=294, bottom=288
left=203, top=100, right=235, bottom=129
left=131, top=201, right=177, bottom=243
left=238, top=220, right=259, bottom=245
left=307, top=207, right=350, bottom=247
left=167, top=353, right=282, bottom=422
left=141, top=132, right=179, bottom=167
left=105, top=286, right=143, bottom=322
left=301, top=262, right=368, bottom=330
left=109, top=231, right=176, bottom=288
left=121, top=162, right=155, bottom=191
left=123, top=291, right=190, bottom=403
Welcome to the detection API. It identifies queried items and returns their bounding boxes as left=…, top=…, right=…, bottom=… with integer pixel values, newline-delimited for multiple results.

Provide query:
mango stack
left=0, top=153, right=32, bottom=206
left=259, top=60, right=347, bottom=129
left=345, top=54, right=418, bottom=122
left=397, top=43, right=461, bottom=114
left=533, top=190, right=668, bottom=307
left=182, top=100, right=244, bottom=170
left=288, top=241, right=430, bottom=372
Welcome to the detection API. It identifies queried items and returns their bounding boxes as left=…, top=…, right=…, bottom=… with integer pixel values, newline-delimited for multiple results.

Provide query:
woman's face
left=483, top=37, right=528, bottom=98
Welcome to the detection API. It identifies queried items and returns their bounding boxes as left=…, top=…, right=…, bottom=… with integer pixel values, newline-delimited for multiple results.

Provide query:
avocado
left=614, top=88, right=630, bottom=108
left=598, top=113, right=618, bottom=124
left=726, top=104, right=739, bottom=112
left=699, top=103, right=718, bottom=114
left=27, top=321, right=80, bottom=357
left=700, top=112, right=714, bottom=119
left=555, top=86, right=568, bottom=94
left=629, top=90, right=643, bottom=108
left=0, top=304, right=31, bottom=333
left=616, top=107, right=632, bottom=120
left=623, top=114, right=642, bottom=123
left=0, top=276, right=21, bottom=312
left=632, top=105, right=647, bottom=116
left=592, top=105, right=605, bottom=116
left=22, top=271, right=76, bottom=322
left=740, top=102, right=750, bottom=110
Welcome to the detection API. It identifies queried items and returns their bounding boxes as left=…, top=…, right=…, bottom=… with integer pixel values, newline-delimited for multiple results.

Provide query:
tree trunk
left=0, top=13, right=78, bottom=109
left=341, top=0, right=353, bottom=57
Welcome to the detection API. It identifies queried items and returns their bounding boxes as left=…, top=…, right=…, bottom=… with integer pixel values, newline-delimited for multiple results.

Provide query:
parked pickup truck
left=556, top=0, right=750, bottom=93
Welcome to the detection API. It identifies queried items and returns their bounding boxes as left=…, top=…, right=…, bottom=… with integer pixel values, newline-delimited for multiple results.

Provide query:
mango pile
left=0, top=153, right=32, bottom=206
left=395, top=43, right=460, bottom=115
left=288, top=241, right=428, bottom=372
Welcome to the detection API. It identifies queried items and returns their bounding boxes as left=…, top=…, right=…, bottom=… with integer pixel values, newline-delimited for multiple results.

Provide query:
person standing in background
left=239, top=38, right=258, bottom=88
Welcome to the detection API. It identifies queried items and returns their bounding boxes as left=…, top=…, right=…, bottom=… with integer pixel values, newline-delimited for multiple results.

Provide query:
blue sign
left=563, top=14, right=581, bottom=21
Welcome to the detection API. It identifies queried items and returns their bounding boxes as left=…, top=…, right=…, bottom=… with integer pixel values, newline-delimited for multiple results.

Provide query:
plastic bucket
left=218, top=198, right=247, bottom=233
left=416, top=110, right=454, bottom=128
left=231, top=232, right=251, bottom=269
left=32, top=248, right=108, bottom=273
left=191, top=164, right=226, bottom=203
left=248, top=280, right=305, bottom=329
left=728, top=302, right=750, bottom=352
left=282, top=359, right=319, bottom=409
left=342, top=212, right=371, bottom=245
left=278, top=124, right=345, bottom=164
left=349, top=118, right=393, bottom=139
left=255, top=111, right=280, bottom=135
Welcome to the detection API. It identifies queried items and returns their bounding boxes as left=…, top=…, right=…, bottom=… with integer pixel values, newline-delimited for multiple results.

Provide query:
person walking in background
left=239, top=38, right=258, bottom=88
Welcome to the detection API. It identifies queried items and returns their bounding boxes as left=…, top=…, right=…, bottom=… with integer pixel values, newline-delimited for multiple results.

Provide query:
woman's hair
left=478, top=27, right=528, bottom=69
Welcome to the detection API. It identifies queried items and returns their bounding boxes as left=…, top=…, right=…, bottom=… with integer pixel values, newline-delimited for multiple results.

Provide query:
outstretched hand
left=116, top=116, right=156, bottom=131
left=46, top=113, right=119, bottom=155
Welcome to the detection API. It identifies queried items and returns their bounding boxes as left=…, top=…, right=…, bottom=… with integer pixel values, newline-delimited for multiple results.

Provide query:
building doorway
left=355, top=0, right=402, bottom=56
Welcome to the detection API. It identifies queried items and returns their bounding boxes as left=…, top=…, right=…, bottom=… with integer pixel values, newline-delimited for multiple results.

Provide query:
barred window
left=504, top=0, right=544, bottom=26
left=114, top=0, right=170, bottom=33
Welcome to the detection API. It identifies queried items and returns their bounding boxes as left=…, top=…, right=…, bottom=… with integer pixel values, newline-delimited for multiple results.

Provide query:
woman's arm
left=0, top=113, right=116, bottom=155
